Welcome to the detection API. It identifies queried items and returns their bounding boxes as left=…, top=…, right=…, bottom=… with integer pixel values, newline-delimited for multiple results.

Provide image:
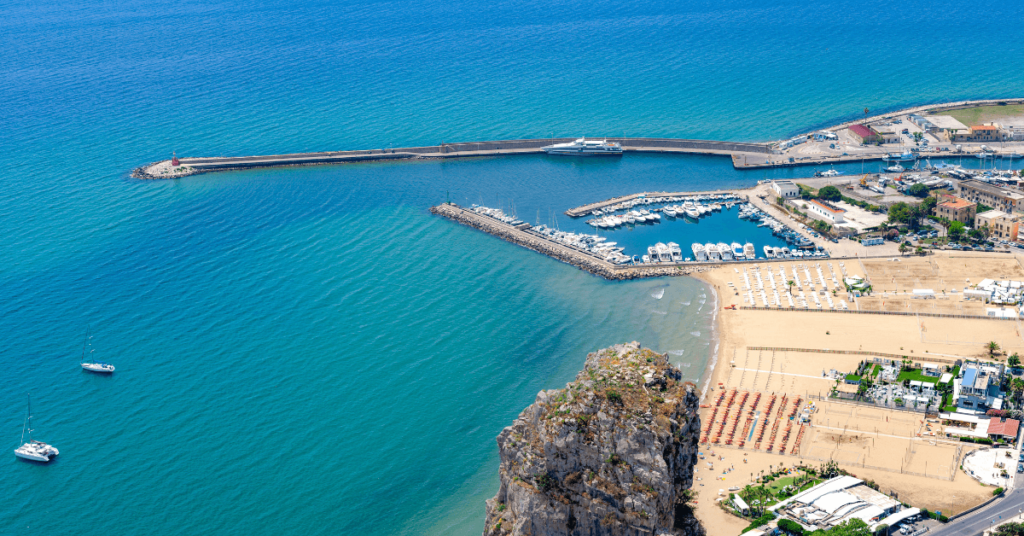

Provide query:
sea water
left=3, top=0, right=1024, bottom=534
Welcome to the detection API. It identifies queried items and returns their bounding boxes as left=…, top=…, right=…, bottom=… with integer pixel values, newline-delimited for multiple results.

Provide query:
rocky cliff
left=483, top=342, right=705, bottom=536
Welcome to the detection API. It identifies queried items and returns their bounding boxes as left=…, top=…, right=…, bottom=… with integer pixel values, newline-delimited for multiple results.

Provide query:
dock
left=564, top=189, right=748, bottom=217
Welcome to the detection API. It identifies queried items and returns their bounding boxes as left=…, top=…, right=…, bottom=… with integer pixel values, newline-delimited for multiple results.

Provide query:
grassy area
left=897, top=368, right=940, bottom=384
left=870, top=364, right=881, bottom=378
left=942, top=104, right=1024, bottom=126
left=845, top=373, right=862, bottom=383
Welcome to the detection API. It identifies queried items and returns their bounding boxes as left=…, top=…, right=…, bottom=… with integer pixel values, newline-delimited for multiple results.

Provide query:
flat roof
left=925, top=116, right=968, bottom=130
left=972, top=125, right=999, bottom=131
left=963, top=366, right=978, bottom=387
left=961, top=180, right=1024, bottom=200
left=977, top=210, right=1012, bottom=221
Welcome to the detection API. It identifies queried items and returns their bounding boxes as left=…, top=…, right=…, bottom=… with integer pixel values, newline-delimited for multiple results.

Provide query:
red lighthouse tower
left=171, top=151, right=180, bottom=167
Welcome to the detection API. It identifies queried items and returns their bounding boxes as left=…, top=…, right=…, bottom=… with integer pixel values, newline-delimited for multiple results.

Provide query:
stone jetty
left=429, top=203, right=718, bottom=281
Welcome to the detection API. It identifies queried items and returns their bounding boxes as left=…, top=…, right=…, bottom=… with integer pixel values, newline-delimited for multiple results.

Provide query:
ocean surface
left=2, top=0, right=1024, bottom=534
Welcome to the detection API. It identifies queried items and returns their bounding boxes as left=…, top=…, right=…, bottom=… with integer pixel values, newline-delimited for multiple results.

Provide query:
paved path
left=931, top=488, right=1024, bottom=536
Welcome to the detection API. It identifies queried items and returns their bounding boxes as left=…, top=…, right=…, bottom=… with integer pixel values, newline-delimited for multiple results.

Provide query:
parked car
left=1017, top=464, right=1023, bottom=473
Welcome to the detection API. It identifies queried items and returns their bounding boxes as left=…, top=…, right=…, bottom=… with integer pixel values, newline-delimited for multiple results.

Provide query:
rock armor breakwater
left=483, top=342, right=705, bottom=536
left=429, top=204, right=712, bottom=280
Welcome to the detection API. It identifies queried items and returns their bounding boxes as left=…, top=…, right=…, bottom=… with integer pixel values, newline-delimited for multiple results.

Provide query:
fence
left=808, top=393, right=937, bottom=415
left=741, top=306, right=1018, bottom=322
left=747, top=346, right=961, bottom=365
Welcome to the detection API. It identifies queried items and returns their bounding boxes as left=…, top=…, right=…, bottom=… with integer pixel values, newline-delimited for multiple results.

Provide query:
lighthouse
left=171, top=151, right=180, bottom=167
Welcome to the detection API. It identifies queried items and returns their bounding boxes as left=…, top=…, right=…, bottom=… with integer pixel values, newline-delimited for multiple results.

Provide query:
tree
left=908, top=183, right=929, bottom=197
left=915, top=246, right=924, bottom=255
left=898, top=243, right=909, bottom=255
left=818, top=185, right=842, bottom=202
left=887, top=202, right=915, bottom=226
left=949, top=221, right=966, bottom=241
left=1010, top=353, right=1021, bottom=368
left=988, top=341, right=1000, bottom=356
left=788, top=280, right=796, bottom=295
left=919, top=196, right=938, bottom=215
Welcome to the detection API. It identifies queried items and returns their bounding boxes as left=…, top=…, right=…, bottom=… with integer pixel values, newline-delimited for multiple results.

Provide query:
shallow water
left=3, top=0, right=1024, bottom=534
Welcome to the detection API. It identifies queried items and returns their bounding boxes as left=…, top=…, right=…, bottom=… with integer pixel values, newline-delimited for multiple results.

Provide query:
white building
left=773, top=180, right=799, bottom=199
left=806, top=199, right=846, bottom=224
left=771, top=476, right=902, bottom=533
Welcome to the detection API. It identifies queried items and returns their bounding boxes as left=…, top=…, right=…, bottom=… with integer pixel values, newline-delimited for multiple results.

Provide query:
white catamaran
left=14, top=394, right=59, bottom=463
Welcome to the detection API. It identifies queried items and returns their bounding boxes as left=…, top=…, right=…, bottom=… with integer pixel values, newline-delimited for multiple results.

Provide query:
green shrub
left=777, top=518, right=805, bottom=534
left=740, top=512, right=776, bottom=534
left=994, top=487, right=1005, bottom=496
left=606, top=390, right=622, bottom=404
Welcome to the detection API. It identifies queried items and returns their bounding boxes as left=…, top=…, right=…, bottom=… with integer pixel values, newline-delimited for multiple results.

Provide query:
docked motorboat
left=704, top=243, right=720, bottom=261
left=685, top=208, right=700, bottom=219
left=883, top=152, right=916, bottom=162
left=743, top=243, right=755, bottom=258
left=541, top=137, right=623, bottom=156
left=717, top=242, right=733, bottom=261
left=764, top=245, right=775, bottom=258
left=663, top=208, right=677, bottom=218
left=731, top=242, right=744, bottom=259
left=14, top=395, right=58, bottom=463
left=885, top=164, right=905, bottom=173
left=668, top=242, right=682, bottom=262
left=692, top=243, right=707, bottom=261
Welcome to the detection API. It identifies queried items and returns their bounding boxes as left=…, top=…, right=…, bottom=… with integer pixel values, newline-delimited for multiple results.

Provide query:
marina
left=432, top=185, right=834, bottom=280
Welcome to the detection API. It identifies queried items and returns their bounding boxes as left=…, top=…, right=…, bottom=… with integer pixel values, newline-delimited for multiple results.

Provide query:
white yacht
left=14, top=395, right=59, bottom=463
left=731, top=242, right=744, bottom=259
left=764, top=245, right=775, bottom=258
left=704, top=243, right=720, bottom=261
left=685, top=208, right=700, bottom=219
left=663, top=207, right=677, bottom=218
left=80, top=327, right=114, bottom=373
left=692, top=243, right=707, bottom=261
left=885, top=164, right=905, bottom=173
left=717, top=242, right=733, bottom=261
left=655, top=243, right=672, bottom=262
left=668, top=242, right=683, bottom=262
left=541, top=137, right=623, bottom=156
left=744, top=243, right=755, bottom=258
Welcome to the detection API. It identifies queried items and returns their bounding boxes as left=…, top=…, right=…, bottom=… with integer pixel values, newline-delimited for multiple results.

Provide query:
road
left=931, top=487, right=1024, bottom=536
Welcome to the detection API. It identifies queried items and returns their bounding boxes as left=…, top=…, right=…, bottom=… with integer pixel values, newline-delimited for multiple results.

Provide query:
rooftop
left=940, top=197, right=975, bottom=210
left=988, top=418, right=1020, bottom=438
left=961, top=180, right=1024, bottom=200
left=849, top=124, right=873, bottom=138
left=810, top=199, right=845, bottom=214
left=972, top=125, right=999, bottom=131
left=977, top=210, right=1014, bottom=221
left=925, top=115, right=969, bottom=130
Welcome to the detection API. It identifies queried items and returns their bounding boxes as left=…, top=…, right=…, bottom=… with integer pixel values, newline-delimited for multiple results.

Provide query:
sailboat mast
left=81, top=326, right=90, bottom=363
left=26, top=394, right=33, bottom=443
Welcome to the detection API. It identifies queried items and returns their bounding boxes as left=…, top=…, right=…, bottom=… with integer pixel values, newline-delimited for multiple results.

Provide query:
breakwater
left=429, top=203, right=719, bottom=280
left=133, top=137, right=771, bottom=179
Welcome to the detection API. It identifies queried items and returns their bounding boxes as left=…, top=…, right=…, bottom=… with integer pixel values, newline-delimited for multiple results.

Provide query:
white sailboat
left=14, top=394, right=59, bottom=462
left=80, top=327, right=114, bottom=373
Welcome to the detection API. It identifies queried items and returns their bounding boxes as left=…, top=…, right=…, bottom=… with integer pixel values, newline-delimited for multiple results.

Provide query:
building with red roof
left=987, top=418, right=1019, bottom=441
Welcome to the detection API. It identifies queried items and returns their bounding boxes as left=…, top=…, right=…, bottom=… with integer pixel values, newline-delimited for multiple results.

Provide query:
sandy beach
left=689, top=252, right=1024, bottom=534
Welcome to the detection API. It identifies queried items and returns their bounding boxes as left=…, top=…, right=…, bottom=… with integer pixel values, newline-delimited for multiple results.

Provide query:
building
left=917, top=115, right=969, bottom=140
left=975, top=210, right=1020, bottom=241
left=959, top=180, right=1024, bottom=214
left=770, top=476, right=903, bottom=533
left=987, top=418, right=1020, bottom=442
left=772, top=180, right=799, bottom=199
left=806, top=199, right=846, bottom=224
left=848, top=124, right=881, bottom=144
left=952, top=123, right=1009, bottom=143
left=935, top=195, right=977, bottom=224
left=871, top=125, right=901, bottom=144
left=954, top=363, right=1004, bottom=411
left=862, top=237, right=884, bottom=246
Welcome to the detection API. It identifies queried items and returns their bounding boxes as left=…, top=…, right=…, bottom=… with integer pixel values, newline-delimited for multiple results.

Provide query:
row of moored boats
left=530, top=225, right=632, bottom=265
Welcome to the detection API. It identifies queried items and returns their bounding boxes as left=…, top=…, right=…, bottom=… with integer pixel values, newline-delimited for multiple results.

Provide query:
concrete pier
left=564, top=189, right=746, bottom=217
left=134, top=137, right=770, bottom=179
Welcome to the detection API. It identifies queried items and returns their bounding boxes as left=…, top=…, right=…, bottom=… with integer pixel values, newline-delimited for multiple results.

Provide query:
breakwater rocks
left=429, top=204, right=713, bottom=281
left=483, top=342, right=705, bottom=536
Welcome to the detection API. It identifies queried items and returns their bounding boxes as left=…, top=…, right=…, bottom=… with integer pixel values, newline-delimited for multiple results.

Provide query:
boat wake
left=690, top=331, right=700, bottom=337
left=652, top=310, right=667, bottom=315
left=651, top=288, right=665, bottom=300
left=668, top=349, right=686, bottom=356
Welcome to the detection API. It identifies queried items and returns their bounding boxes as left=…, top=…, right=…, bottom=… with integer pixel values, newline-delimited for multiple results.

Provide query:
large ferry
left=542, top=137, right=623, bottom=156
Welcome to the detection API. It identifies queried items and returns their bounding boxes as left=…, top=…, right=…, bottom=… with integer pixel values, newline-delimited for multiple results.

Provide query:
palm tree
left=787, top=280, right=796, bottom=295
left=898, top=243, right=908, bottom=256
left=987, top=341, right=1000, bottom=356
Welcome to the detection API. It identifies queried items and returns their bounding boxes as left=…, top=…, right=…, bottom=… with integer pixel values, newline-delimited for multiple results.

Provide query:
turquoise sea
left=2, top=0, right=1024, bottom=534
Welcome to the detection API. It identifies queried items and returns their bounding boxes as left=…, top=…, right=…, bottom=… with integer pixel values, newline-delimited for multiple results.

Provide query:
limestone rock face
left=483, top=342, right=705, bottom=536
